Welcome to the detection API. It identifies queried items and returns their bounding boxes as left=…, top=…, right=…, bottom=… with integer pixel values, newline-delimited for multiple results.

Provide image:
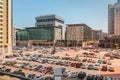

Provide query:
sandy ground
left=0, top=48, right=120, bottom=79
left=0, top=76, right=20, bottom=80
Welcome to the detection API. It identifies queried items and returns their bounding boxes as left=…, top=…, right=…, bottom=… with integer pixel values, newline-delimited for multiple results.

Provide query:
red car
left=104, top=53, right=113, bottom=57
left=13, top=54, right=19, bottom=57
left=45, top=66, right=53, bottom=74
left=71, top=63, right=76, bottom=67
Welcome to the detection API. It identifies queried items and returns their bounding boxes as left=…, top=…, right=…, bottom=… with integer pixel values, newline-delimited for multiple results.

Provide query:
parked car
left=102, top=60, right=107, bottom=64
left=4, top=68, right=11, bottom=73
left=78, top=71, right=86, bottom=79
left=82, top=59, right=87, bottom=62
left=109, top=66, right=114, bottom=72
left=64, top=61, right=71, bottom=66
left=35, top=74, right=42, bottom=80
left=107, top=61, right=112, bottom=65
left=62, top=69, right=70, bottom=77
left=81, top=64, right=88, bottom=69
left=45, top=66, right=53, bottom=74
left=94, top=63, right=100, bottom=70
left=34, top=65, right=43, bottom=71
left=44, top=76, right=54, bottom=80
left=71, top=63, right=76, bottom=67
left=101, top=65, right=107, bottom=71
left=27, top=74, right=35, bottom=79
left=115, top=78, right=120, bottom=80
left=98, top=60, right=102, bottom=64
left=88, top=64, right=94, bottom=70
left=12, top=69, right=25, bottom=77
left=87, top=74, right=94, bottom=80
left=94, top=74, right=103, bottom=80
left=105, top=76, right=113, bottom=80
left=70, top=72, right=78, bottom=78
left=49, top=69, right=54, bottom=74
left=76, top=63, right=82, bottom=68
left=87, top=59, right=92, bottom=63
left=92, top=60, right=96, bottom=63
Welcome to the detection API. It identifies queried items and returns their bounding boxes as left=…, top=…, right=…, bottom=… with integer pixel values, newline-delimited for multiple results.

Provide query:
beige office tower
left=0, top=0, right=12, bottom=54
left=114, top=1, right=120, bottom=36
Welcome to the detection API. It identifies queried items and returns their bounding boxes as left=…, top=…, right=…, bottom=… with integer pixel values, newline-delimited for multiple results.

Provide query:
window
left=0, top=2, right=2, bottom=5
left=0, top=15, right=2, bottom=18
left=0, top=19, right=2, bottom=22
left=0, top=36, right=2, bottom=39
left=0, top=32, right=2, bottom=34
left=0, top=6, right=2, bottom=9
left=0, top=45, right=2, bottom=48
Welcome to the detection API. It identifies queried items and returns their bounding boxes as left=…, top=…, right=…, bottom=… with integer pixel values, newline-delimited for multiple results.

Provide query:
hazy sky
left=13, top=0, right=117, bottom=32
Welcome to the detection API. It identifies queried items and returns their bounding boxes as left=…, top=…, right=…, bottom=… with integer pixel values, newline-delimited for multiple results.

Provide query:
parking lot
left=0, top=47, right=120, bottom=80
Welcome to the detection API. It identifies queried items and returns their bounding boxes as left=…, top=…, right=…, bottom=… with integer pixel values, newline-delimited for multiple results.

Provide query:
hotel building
left=0, top=0, right=12, bottom=54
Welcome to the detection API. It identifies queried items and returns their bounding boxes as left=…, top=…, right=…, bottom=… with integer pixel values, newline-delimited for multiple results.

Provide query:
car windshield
left=72, top=72, right=76, bottom=74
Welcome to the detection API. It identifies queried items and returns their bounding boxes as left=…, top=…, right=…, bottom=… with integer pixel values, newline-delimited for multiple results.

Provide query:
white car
left=81, top=64, right=88, bottom=69
left=36, top=74, right=42, bottom=80
left=70, top=72, right=78, bottom=78
left=109, top=66, right=114, bottom=72
left=94, top=63, right=100, bottom=70
left=62, top=70, right=70, bottom=77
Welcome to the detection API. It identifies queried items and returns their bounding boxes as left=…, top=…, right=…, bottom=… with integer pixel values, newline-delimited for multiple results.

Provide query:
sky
left=13, top=0, right=117, bottom=32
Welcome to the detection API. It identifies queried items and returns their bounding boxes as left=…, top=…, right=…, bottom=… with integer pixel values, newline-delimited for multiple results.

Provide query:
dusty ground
left=0, top=48, right=120, bottom=79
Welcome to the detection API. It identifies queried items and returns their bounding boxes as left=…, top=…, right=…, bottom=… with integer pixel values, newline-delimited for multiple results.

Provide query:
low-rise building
left=92, top=30, right=103, bottom=40
left=99, top=36, right=120, bottom=48
left=66, top=24, right=92, bottom=41
left=16, top=26, right=62, bottom=47
left=65, top=24, right=92, bottom=47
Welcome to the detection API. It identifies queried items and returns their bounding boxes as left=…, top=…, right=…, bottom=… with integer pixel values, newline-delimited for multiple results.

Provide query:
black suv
left=78, top=71, right=86, bottom=79
left=101, top=65, right=107, bottom=71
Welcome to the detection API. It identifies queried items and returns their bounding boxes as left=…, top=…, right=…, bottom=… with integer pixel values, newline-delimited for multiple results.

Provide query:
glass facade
left=16, top=27, right=55, bottom=41
left=118, top=0, right=120, bottom=3
left=28, top=28, right=54, bottom=40
left=16, top=30, right=28, bottom=41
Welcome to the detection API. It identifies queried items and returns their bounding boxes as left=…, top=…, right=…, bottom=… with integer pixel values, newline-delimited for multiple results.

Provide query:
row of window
left=36, top=18, right=64, bottom=23
left=37, top=24, right=53, bottom=27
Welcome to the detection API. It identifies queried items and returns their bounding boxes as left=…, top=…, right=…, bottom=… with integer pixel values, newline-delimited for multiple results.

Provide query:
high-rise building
left=35, top=14, right=65, bottom=39
left=0, top=0, right=12, bottom=54
left=12, top=26, right=16, bottom=47
left=114, top=0, right=120, bottom=36
left=108, top=4, right=114, bottom=36
left=108, top=0, right=120, bottom=36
